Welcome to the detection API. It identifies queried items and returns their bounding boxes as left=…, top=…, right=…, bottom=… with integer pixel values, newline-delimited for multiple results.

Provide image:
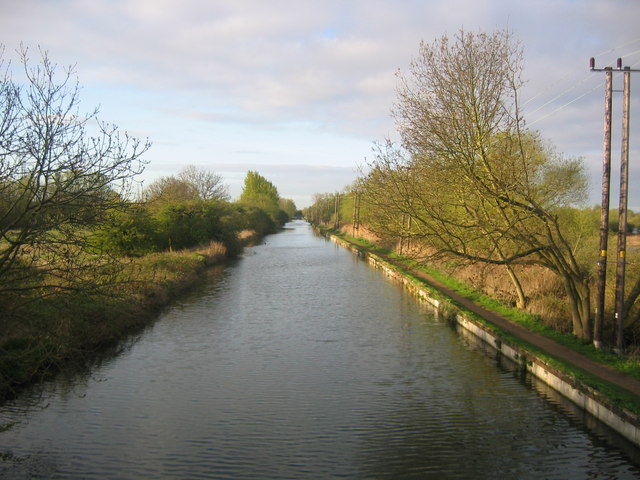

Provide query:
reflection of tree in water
left=0, top=328, right=146, bottom=477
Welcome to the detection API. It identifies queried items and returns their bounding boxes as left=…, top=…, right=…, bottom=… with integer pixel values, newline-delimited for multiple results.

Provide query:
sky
left=1, top=0, right=639, bottom=209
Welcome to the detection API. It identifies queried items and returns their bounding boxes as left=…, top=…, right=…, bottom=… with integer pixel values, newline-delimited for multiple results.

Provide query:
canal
left=1, top=220, right=640, bottom=479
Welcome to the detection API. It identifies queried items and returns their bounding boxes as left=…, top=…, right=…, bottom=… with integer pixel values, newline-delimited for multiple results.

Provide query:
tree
left=240, top=170, right=279, bottom=203
left=0, top=46, right=150, bottom=303
left=144, top=176, right=199, bottom=207
left=153, top=201, right=233, bottom=251
left=139, top=166, right=238, bottom=253
left=239, top=170, right=282, bottom=225
left=178, top=165, right=229, bottom=202
left=278, top=198, right=298, bottom=220
left=93, top=205, right=158, bottom=257
left=145, top=166, right=228, bottom=206
left=366, top=30, right=594, bottom=340
left=305, top=193, right=333, bottom=225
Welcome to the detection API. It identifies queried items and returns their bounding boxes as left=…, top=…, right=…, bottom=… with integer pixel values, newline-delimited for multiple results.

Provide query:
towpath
left=352, top=238, right=640, bottom=400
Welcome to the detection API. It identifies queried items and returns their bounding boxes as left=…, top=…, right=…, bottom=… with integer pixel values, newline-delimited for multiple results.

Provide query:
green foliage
left=93, top=205, right=159, bottom=256
left=610, top=209, right=640, bottom=234
left=145, top=176, right=199, bottom=207
left=236, top=205, right=277, bottom=236
left=0, top=52, right=292, bottom=397
left=153, top=200, right=240, bottom=253
left=628, top=210, right=640, bottom=232
left=278, top=198, right=298, bottom=220
left=240, top=170, right=280, bottom=203
left=93, top=200, right=244, bottom=257
left=144, top=166, right=229, bottom=208
left=304, top=192, right=345, bottom=226
left=351, top=30, right=597, bottom=340
left=239, top=171, right=289, bottom=226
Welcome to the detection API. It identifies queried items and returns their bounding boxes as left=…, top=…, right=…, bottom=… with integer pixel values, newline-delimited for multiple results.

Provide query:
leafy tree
left=145, top=167, right=228, bottom=207
left=278, top=198, right=298, bottom=220
left=239, top=170, right=283, bottom=226
left=364, top=30, right=595, bottom=340
left=138, top=167, right=243, bottom=253
left=0, top=46, right=150, bottom=302
left=305, top=192, right=344, bottom=226
left=611, top=209, right=640, bottom=234
left=236, top=205, right=276, bottom=237
left=240, top=171, right=279, bottom=203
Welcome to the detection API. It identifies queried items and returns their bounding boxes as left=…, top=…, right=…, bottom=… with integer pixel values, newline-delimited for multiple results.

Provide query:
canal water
left=1, top=220, right=640, bottom=479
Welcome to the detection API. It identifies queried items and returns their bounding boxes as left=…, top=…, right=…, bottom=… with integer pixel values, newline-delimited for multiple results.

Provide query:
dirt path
left=373, top=249, right=640, bottom=399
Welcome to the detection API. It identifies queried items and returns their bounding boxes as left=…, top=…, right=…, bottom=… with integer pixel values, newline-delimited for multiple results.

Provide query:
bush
left=93, top=206, right=159, bottom=256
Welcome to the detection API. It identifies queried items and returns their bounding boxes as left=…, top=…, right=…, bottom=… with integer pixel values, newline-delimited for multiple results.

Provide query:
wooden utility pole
left=400, top=213, right=406, bottom=255
left=614, top=65, right=632, bottom=353
left=352, top=189, right=360, bottom=237
left=590, top=57, right=639, bottom=352
left=592, top=61, right=613, bottom=349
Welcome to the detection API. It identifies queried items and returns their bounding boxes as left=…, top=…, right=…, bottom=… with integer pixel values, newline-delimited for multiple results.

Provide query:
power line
left=521, top=41, right=640, bottom=109
left=593, top=38, right=640, bottom=59
left=523, top=72, right=594, bottom=111
left=527, top=81, right=602, bottom=126
left=523, top=39, right=640, bottom=125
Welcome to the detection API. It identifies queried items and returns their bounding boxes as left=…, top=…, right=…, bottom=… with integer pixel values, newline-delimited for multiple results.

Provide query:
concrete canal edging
left=327, top=232, right=640, bottom=447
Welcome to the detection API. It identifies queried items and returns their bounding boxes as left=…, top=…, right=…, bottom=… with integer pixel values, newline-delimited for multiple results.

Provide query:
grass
left=321, top=225, right=640, bottom=415
left=0, top=241, right=231, bottom=401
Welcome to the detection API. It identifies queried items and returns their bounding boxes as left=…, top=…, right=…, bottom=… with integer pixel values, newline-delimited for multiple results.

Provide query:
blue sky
left=1, top=0, right=639, bottom=208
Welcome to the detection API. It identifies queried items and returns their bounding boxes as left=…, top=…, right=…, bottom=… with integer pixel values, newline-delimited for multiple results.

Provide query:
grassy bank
left=0, top=240, right=235, bottom=401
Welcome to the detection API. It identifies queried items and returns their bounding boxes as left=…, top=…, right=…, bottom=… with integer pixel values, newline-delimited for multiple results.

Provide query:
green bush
left=93, top=206, right=159, bottom=256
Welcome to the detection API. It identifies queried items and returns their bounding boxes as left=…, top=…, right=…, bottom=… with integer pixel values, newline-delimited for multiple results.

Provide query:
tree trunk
left=504, top=263, right=527, bottom=309
left=560, top=272, right=592, bottom=341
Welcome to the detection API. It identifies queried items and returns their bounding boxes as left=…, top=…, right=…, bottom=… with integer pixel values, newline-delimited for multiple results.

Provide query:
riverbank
left=319, top=226, right=640, bottom=446
left=0, top=233, right=263, bottom=402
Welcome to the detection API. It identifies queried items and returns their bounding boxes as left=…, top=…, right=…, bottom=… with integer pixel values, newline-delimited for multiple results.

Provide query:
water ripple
left=1, top=221, right=639, bottom=479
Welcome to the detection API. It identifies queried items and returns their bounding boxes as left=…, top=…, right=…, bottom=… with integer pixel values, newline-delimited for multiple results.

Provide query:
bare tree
left=0, top=46, right=150, bottom=305
left=178, top=165, right=229, bottom=202
left=144, top=166, right=229, bottom=207
left=144, top=176, right=199, bottom=207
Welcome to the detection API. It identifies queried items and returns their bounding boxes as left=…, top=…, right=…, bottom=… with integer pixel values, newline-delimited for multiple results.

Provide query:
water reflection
left=1, top=220, right=639, bottom=479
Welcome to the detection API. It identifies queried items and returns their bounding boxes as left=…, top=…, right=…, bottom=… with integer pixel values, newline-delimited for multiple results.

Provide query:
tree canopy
left=359, top=29, right=595, bottom=340
left=239, top=170, right=285, bottom=225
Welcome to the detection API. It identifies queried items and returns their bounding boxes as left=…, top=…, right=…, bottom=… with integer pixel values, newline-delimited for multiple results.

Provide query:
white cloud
left=1, top=0, right=639, bottom=208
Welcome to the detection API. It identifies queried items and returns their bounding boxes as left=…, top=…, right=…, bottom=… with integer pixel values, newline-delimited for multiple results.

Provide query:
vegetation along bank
left=0, top=47, right=299, bottom=400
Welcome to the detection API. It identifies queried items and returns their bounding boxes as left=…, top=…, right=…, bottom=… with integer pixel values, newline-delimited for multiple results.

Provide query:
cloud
left=2, top=0, right=639, bottom=207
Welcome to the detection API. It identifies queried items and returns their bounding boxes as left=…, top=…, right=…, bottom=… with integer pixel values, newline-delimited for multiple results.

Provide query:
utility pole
left=614, top=63, right=632, bottom=353
left=590, top=58, right=613, bottom=349
left=590, top=57, right=639, bottom=353
left=352, top=189, right=360, bottom=237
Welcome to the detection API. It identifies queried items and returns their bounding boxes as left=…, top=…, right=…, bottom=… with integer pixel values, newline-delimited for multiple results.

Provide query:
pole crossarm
left=590, top=57, right=640, bottom=72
